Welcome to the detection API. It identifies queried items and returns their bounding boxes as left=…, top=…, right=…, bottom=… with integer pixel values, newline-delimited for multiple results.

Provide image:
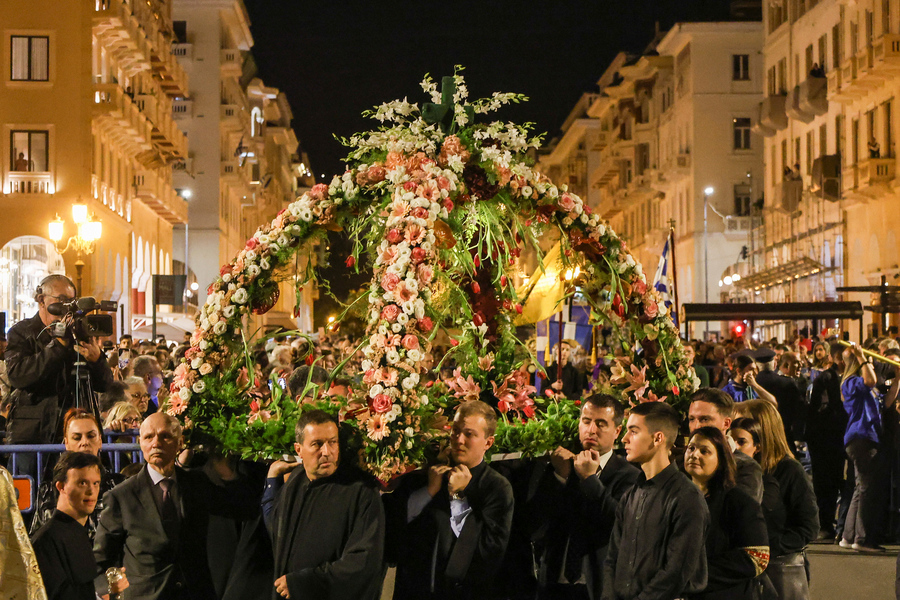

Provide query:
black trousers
left=806, top=429, right=846, bottom=534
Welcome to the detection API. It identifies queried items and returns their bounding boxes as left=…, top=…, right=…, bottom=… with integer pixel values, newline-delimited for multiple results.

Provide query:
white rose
left=192, top=380, right=206, bottom=394
left=260, top=257, right=271, bottom=271
left=405, top=427, right=415, bottom=437
left=191, top=357, right=203, bottom=369
left=386, top=349, right=400, bottom=364
left=258, top=234, right=271, bottom=244
left=522, top=185, right=533, bottom=198
left=299, top=208, right=313, bottom=222
left=391, top=323, right=402, bottom=333
left=213, top=321, right=228, bottom=335
left=421, top=395, right=429, bottom=405
left=369, top=384, right=384, bottom=399
left=223, top=305, right=236, bottom=318
left=232, top=288, right=249, bottom=304
left=223, top=273, right=232, bottom=283
left=397, top=313, right=409, bottom=325
left=361, top=360, right=373, bottom=372
left=247, top=265, right=261, bottom=278
left=199, top=363, right=213, bottom=376
left=199, top=340, right=209, bottom=350
left=277, top=235, right=289, bottom=247
left=407, top=348, right=423, bottom=362
left=245, top=249, right=257, bottom=261
left=178, top=386, right=192, bottom=401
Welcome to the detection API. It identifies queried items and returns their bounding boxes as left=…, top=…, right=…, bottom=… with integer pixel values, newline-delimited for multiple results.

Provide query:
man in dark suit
left=392, top=400, right=514, bottom=599
left=687, top=388, right=764, bottom=503
left=753, top=347, right=805, bottom=454
left=94, top=413, right=258, bottom=600
left=526, top=393, right=640, bottom=600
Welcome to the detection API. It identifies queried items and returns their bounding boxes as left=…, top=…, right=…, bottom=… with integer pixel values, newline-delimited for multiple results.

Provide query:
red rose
left=411, top=247, right=427, bottom=264
left=371, top=394, right=393, bottom=413
left=246, top=237, right=259, bottom=250
left=401, top=335, right=419, bottom=350
left=386, top=228, right=403, bottom=244
left=219, top=264, right=231, bottom=276
left=412, top=207, right=428, bottom=219
left=515, top=303, right=523, bottom=314
left=474, top=256, right=481, bottom=268
left=443, top=198, right=454, bottom=212
left=305, top=355, right=314, bottom=366
left=403, top=181, right=417, bottom=191
left=382, top=304, right=401, bottom=322
left=345, top=255, right=356, bottom=268
left=574, top=400, right=582, bottom=406
left=523, top=405, right=535, bottom=418
left=419, top=316, right=434, bottom=332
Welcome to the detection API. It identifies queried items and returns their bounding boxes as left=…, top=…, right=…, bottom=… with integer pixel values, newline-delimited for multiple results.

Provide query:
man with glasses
left=5, top=275, right=112, bottom=457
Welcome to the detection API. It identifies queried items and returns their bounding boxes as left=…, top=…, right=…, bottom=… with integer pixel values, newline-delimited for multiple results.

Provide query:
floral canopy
left=169, top=70, right=697, bottom=481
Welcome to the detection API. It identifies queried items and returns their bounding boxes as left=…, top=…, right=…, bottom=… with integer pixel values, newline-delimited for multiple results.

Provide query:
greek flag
left=653, top=235, right=677, bottom=326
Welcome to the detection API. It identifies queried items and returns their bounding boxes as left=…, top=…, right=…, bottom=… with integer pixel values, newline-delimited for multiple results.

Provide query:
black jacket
left=6, top=313, right=111, bottom=443
left=756, top=370, right=805, bottom=445
left=93, top=465, right=259, bottom=600
left=270, top=465, right=385, bottom=600
left=32, top=510, right=97, bottom=600
left=527, top=452, right=640, bottom=600
left=768, top=457, right=818, bottom=556
left=30, top=465, right=124, bottom=538
left=391, top=461, right=514, bottom=600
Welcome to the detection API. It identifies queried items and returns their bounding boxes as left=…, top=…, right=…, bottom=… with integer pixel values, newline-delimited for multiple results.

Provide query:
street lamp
left=702, top=186, right=714, bottom=339
left=48, top=201, right=103, bottom=296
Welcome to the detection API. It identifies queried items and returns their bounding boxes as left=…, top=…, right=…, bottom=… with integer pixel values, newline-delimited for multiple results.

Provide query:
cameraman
left=5, top=275, right=112, bottom=456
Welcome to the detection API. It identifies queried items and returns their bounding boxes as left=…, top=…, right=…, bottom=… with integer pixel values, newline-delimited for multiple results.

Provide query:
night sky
left=242, top=0, right=735, bottom=326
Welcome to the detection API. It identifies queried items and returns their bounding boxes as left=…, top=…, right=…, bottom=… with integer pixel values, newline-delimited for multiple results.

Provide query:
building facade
left=540, top=21, right=765, bottom=339
left=0, top=0, right=189, bottom=335
left=750, top=0, right=900, bottom=340
left=171, top=0, right=316, bottom=334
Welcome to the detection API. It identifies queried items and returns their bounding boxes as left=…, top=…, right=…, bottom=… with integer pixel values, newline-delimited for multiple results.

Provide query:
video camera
left=47, top=297, right=118, bottom=343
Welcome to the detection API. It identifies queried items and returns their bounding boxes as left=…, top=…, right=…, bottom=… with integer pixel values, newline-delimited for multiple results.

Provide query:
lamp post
left=702, top=186, right=714, bottom=339
left=48, top=201, right=102, bottom=296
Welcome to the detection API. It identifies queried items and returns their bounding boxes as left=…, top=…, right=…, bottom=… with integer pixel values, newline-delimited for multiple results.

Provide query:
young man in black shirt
left=32, top=451, right=129, bottom=600
left=602, top=401, right=709, bottom=600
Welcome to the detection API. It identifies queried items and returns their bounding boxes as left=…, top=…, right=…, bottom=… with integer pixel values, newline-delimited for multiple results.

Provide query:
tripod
left=71, top=358, right=103, bottom=429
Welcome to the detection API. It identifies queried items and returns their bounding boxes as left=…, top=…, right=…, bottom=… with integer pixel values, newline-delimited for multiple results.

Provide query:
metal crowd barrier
left=0, top=430, right=143, bottom=513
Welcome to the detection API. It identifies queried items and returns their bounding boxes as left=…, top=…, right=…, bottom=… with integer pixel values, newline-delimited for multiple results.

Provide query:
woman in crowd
left=722, top=355, right=777, bottom=404
left=103, top=401, right=142, bottom=433
left=29, top=408, right=126, bottom=537
left=808, top=341, right=830, bottom=385
left=124, top=375, right=150, bottom=416
left=683, top=426, right=769, bottom=600
left=742, top=400, right=818, bottom=600
left=839, top=344, right=891, bottom=552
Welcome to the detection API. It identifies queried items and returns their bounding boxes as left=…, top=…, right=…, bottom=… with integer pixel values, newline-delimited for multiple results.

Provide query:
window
left=806, top=131, right=814, bottom=173
left=805, top=44, right=814, bottom=75
left=10, top=36, right=49, bottom=81
left=733, top=118, right=751, bottom=150
left=833, top=23, right=842, bottom=68
left=820, top=123, right=828, bottom=155
left=733, top=55, right=750, bottom=80
left=10, top=130, right=48, bottom=172
left=734, top=184, right=752, bottom=216
left=818, top=35, right=828, bottom=70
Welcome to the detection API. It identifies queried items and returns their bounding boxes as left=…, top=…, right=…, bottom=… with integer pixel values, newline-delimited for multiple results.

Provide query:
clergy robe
left=269, top=465, right=385, bottom=600
left=31, top=510, right=96, bottom=600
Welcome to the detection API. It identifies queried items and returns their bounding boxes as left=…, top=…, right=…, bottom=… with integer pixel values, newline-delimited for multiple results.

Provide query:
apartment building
left=540, top=21, right=765, bottom=339
left=752, top=0, right=900, bottom=339
left=171, top=0, right=316, bottom=333
left=0, top=0, right=189, bottom=334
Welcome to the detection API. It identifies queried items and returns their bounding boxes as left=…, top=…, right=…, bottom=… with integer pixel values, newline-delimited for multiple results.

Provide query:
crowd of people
left=1, top=274, right=899, bottom=599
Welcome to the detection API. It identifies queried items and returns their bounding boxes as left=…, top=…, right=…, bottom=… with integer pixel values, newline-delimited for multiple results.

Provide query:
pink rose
left=412, top=207, right=429, bottom=219
left=418, top=316, right=434, bottom=332
left=443, top=198, right=454, bottom=212
left=645, top=301, right=659, bottom=319
left=633, top=279, right=648, bottom=296
left=363, top=369, right=377, bottom=385
left=558, top=194, right=575, bottom=212
left=371, top=394, right=393, bottom=414
left=379, top=247, right=398, bottom=264
left=382, top=304, right=400, bottom=322
left=367, top=165, right=386, bottom=183
left=403, top=181, right=417, bottom=192
left=411, top=247, right=427, bottom=264
left=309, top=183, right=329, bottom=200
left=417, top=263, right=434, bottom=285
left=402, top=335, right=419, bottom=350
left=386, top=228, right=403, bottom=244
left=437, top=176, right=451, bottom=190
left=382, top=272, right=401, bottom=291
left=246, top=237, right=259, bottom=250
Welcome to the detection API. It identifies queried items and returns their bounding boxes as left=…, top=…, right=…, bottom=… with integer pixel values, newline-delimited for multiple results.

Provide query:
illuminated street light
left=48, top=198, right=102, bottom=296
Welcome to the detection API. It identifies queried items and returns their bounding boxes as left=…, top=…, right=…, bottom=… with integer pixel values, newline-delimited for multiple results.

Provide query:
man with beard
left=527, top=394, right=640, bottom=599
left=392, top=400, right=514, bottom=599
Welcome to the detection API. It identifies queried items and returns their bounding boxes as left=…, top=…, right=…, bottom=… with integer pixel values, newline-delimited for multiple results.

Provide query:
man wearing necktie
left=94, top=413, right=258, bottom=600
left=525, top=394, right=640, bottom=600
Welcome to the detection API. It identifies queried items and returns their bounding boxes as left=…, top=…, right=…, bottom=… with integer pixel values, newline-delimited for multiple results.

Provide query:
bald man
left=94, top=414, right=259, bottom=600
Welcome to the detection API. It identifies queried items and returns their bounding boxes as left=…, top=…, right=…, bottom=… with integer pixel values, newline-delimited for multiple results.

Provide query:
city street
left=809, top=543, right=897, bottom=599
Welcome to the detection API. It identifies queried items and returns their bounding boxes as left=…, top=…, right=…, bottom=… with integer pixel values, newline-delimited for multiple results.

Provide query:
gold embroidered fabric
left=0, top=466, right=48, bottom=600
left=743, top=545, right=771, bottom=576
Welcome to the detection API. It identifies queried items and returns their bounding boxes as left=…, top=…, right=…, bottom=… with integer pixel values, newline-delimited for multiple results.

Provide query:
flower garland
left=169, top=70, right=697, bottom=480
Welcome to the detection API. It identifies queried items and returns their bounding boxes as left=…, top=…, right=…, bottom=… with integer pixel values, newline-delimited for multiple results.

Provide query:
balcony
left=171, top=43, right=192, bottom=60
left=131, top=91, right=188, bottom=160
left=724, top=215, right=752, bottom=234
left=836, top=55, right=880, bottom=101
left=760, top=95, right=788, bottom=131
left=172, top=98, right=192, bottom=120
left=93, top=83, right=158, bottom=166
left=752, top=101, right=776, bottom=137
left=221, top=49, right=243, bottom=77
left=221, top=104, right=249, bottom=131
left=221, top=159, right=252, bottom=191
left=133, top=168, right=188, bottom=224
left=872, top=34, right=900, bottom=71
left=93, top=0, right=188, bottom=96
left=858, top=157, right=896, bottom=187
left=797, top=76, right=828, bottom=117
left=5, top=171, right=52, bottom=194
left=786, top=85, right=813, bottom=124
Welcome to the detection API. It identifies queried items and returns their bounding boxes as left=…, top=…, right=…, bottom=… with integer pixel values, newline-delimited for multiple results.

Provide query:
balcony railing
left=6, top=171, right=52, bottom=194
left=873, top=34, right=900, bottom=70
left=786, top=86, right=813, bottom=123
left=93, top=83, right=157, bottom=165
left=724, top=215, right=752, bottom=233
left=172, top=98, right=192, bottom=120
left=221, top=49, right=242, bottom=77
left=171, top=43, right=192, bottom=60
left=858, top=157, right=896, bottom=187
left=133, top=168, right=187, bottom=224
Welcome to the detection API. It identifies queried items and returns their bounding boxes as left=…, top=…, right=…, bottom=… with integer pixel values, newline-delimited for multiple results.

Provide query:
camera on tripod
left=47, top=297, right=118, bottom=342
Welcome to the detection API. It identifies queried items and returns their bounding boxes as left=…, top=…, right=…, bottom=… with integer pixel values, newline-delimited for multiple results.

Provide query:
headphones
left=34, top=274, right=77, bottom=304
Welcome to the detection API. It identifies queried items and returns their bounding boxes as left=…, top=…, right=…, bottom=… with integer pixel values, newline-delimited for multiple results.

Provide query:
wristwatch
left=450, top=491, right=465, bottom=501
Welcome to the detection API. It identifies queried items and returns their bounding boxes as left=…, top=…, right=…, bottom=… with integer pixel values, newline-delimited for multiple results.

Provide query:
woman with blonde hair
left=742, top=399, right=818, bottom=600
left=838, top=344, right=892, bottom=552
left=103, top=401, right=142, bottom=433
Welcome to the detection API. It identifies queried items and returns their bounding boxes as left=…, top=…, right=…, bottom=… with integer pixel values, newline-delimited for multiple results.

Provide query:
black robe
left=31, top=511, right=97, bottom=600
left=269, top=465, right=385, bottom=600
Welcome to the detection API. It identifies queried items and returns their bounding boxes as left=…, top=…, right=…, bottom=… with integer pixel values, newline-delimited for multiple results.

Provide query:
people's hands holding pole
left=573, top=449, right=601, bottom=479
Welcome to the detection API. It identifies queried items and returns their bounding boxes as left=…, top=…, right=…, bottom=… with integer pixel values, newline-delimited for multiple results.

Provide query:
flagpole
left=667, top=219, right=681, bottom=336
